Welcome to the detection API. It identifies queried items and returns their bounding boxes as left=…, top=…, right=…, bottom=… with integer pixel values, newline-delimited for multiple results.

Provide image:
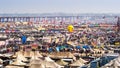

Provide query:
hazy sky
left=0, top=0, right=120, bottom=13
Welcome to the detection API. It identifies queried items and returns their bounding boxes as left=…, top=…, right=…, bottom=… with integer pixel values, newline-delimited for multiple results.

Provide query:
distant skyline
left=0, top=0, right=120, bottom=14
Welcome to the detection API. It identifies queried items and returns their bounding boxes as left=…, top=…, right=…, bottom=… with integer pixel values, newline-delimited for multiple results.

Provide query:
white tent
left=34, top=51, right=43, bottom=57
left=22, top=22, right=28, bottom=25
left=24, top=51, right=34, bottom=57
left=0, top=59, right=3, bottom=64
left=6, top=66, right=24, bottom=68
left=30, top=59, right=42, bottom=65
left=16, top=51, right=27, bottom=62
left=30, top=64, right=45, bottom=68
left=30, top=57, right=63, bottom=68
left=70, top=60, right=84, bottom=67
left=45, top=56, right=54, bottom=62
left=79, top=58, right=88, bottom=63
left=11, top=59, right=26, bottom=65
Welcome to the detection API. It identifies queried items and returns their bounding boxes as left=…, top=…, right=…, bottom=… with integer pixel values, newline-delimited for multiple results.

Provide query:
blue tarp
left=21, top=35, right=27, bottom=44
left=90, top=58, right=100, bottom=68
left=49, top=48, right=53, bottom=52
left=90, top=56, right=118, bottom=68
left=82, top=45, right=90, bottom=49
left=56, top=47, right=60, bottom=52
left=76, top=46, right=81, bottom=49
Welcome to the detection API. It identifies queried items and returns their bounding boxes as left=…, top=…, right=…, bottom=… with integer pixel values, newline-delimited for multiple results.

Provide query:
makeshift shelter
left=56, top=59, right=68, bottom=66
left=5, top=66, right=24, bottom=68
left=0, top=59, right=3, bottom=64
left=34, top=51, right=43, bottom=57
left=30, top=58, right=63, bottom=68
left=45, top=56, right=54, bottom=62
left=16, top=51, right=27, bottom=62
left=11, top=58, right=26, bottom=65
left=42, top=61, right=63, bottom=68
left=27, top=37, right=35, bottom=41
left=22, top=22, right=28, bottom=25
left=78, top=58, right=88, bottom=63
left=82, top=45, right=91, bottom=49
left=49, top=52, right=76, bottom=60
left=16, top=22, right=21, bottom=25
left=4, top=53, right=13, bottom=57
left=30, top=53, right=42, bottom=60
left=67, top=41, right=76, bottom=47
left=30, top=64, right=45, bottom=68
left=24, top=51, right=34, bottom=57
left=70, top=60, right=84, bottom=67
left=30, top=59, right=42, bottom=65
left=101, top=56, right=120, bottom=68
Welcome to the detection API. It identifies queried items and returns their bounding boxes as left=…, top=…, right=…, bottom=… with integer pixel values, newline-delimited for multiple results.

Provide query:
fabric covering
left=21, top=35, right=27, bottom=44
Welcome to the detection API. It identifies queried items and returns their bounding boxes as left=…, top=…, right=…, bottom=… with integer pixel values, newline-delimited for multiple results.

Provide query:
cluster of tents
left=4, top=50, right=88, bottom=68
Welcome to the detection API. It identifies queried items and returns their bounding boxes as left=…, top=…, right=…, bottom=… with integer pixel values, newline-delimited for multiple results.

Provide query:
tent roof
left=56, top=59, right=68, bottom=66
left=70, top=60, right=84, bottom=66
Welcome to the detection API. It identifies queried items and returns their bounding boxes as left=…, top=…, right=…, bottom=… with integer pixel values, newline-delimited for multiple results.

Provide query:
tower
left=117, top=17, right=120, bottom=32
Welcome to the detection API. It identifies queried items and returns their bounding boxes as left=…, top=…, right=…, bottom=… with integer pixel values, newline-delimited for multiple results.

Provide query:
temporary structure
left=78, top=58, right=88, bottom=63
left=101, top=56, right=120, bottom=68
left=34, top=51, right=43, bottom=57
left=30, top=51, right=43, bottom=60
left=0, top=59, right=3, bottom=64
left=44, top=56, right=54, bottom=62
left=4, top=53, right=13, bottom=57
left=70, top=60, right=84, bottom=67
left=30, top=58, right=63, bottom=68
left=16, top=51, right=27, bottom=62
left=5, top=66, right=24, bottom=68
left=22, top=22, right=28, bottom=25
left=56, top=59, right=68, bottom=66
left=30, top=59, right=42, bottom=65
left=42, top=61, right=63, bottom=68
left=67, top=41, right=76, bottom=47
left=24, top=51, right=34, bottom=57
left=49, top=52, right=76, bottom=60
left=30, top=64, right=45, bottom=68
left=27, top=37, right=35, bottom=41
left=11, top=59, right=26, bottom=65
left=44, top=56, right=63, bottom=68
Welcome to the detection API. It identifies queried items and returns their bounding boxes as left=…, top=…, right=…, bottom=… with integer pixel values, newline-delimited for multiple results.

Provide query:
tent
left=101, top=56, right=120, bottom=68
left=76, top=46, right=81, bottom=49
left=30, top=51, right=42, bottom=60
left=5, top=66, right=24, bottom=68
left=11, top=59, right=26, bottom=65
left=30, top=59, right=42, bottom=65
left=45, top=56, right=54, bottom=62
left=16, top=51, right=27, bottom=62
left=30, top=58, right=63, bottom=68
left=70, top=60, right=84, bottom=67
left=49, top=52, right=76, bottom=60
left=27, top=37, right=35, bottom=41
left=34, top=51, right=42, bottom=57
left=0, top=59, right=3, bottom=64
left=30, top=64, right=45, bottom=68
left=42, top=61, right=63, bottom=68
left=56, top=59, right=68, bottom=66
left=78, top=58, right=88, bottom=63
left=24, top=51, right=34, bottom=57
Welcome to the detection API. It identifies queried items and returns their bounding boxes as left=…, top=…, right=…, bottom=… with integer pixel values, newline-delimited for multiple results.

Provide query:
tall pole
left=117, top=17, right=120, bottom=32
